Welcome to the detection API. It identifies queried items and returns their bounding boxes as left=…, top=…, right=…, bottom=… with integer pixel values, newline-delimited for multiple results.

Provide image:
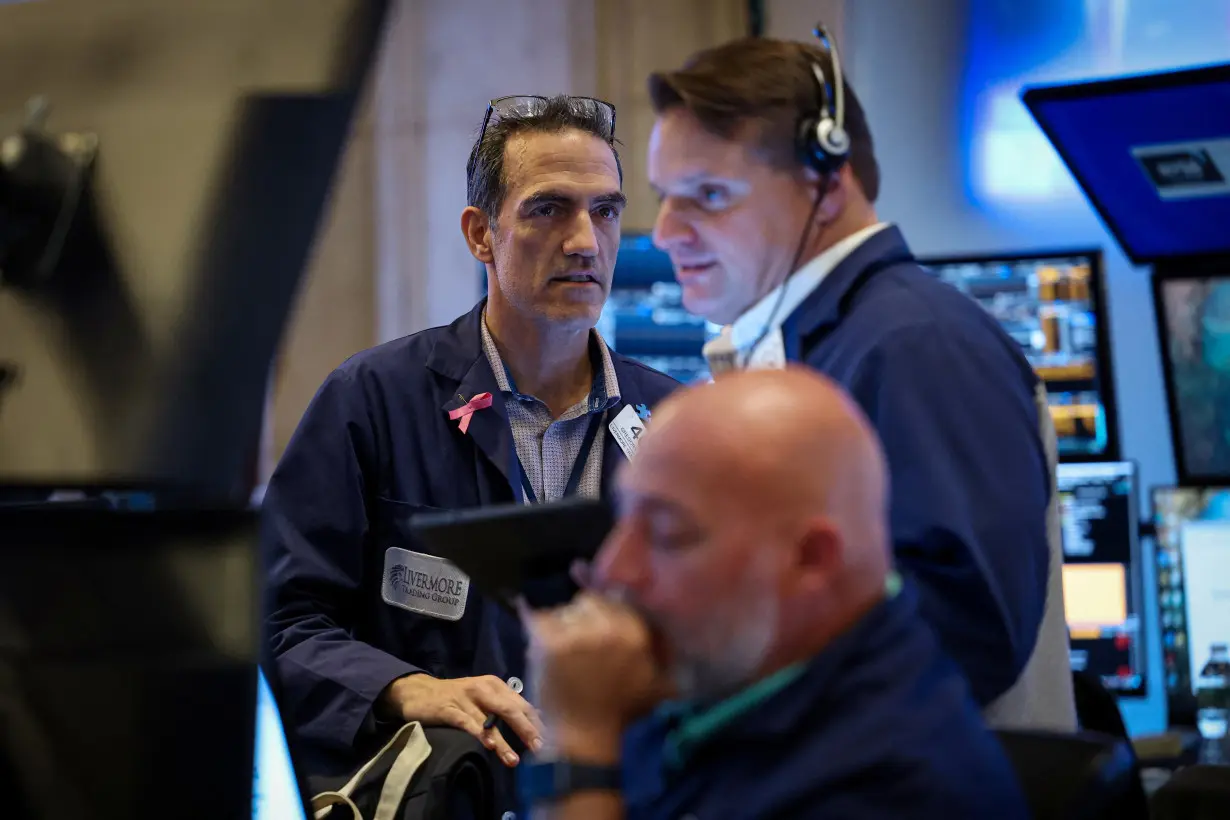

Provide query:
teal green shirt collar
left=661, top=570, right=904, bottom=771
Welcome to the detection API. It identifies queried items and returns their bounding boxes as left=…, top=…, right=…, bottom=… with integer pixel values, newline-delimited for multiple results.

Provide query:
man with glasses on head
left=263, top=95, right=677, bottom=794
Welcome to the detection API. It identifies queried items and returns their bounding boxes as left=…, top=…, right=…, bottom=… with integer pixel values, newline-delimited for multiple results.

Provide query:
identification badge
left=744, top=327, right=787, bottom=370
left=382, top=547, right=469, bottom=621
left=609, top=404, right=647, bottom=460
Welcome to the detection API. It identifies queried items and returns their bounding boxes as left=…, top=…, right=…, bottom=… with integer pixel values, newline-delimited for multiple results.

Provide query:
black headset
left=795, top=24, right=850, bottom=176
left=735, top=23, right=852, bottom=360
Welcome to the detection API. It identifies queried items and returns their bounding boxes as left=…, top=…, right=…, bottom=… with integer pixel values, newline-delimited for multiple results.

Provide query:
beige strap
left=311, top=791, right=363, bottom=820
left=311, top=722, right=433, bottom=820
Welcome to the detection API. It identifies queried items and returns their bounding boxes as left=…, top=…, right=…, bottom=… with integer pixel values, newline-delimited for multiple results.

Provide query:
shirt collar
left=657, top=571, right=906, bottom=771
left=479, top=315, right=622, bottom=412
left=729, top=222, right=891, bottom=352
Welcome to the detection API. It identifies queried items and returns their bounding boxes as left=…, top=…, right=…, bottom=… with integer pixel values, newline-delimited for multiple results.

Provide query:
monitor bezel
left=1056, top=458, right=1148, bottom=698
left=1149, top=483, right=1230, bottom=727
left=919, top=247, right=1121, bottom=463
left=1021, top=62, right=1230, bottom=266
left=1151, top=266, right=1230, bottom=486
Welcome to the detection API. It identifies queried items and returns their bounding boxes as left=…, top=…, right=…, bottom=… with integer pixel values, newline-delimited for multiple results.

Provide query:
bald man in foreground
left=515, top=368, right=1029, bottom=819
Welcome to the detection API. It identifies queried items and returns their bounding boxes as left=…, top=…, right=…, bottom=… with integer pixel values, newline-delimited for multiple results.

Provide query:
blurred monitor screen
left=596, top=234, right=720, bottom=384
left=1154, top=271, right=1230, bottom=484
left=254, top=670, right=308, bottom=820
left=1022, top=63, right=1230, bottom=264
left=1058, top=461, right=1145, bottom=695
left=923, top=250, right=1119, bottom=461
left=1151, top=486, right=1230, bottom=721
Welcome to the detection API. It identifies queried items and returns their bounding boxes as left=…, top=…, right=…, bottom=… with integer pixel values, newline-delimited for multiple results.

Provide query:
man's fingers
left=498, top=705, right=545, bottom=753
left=447, top=700, right=490, bottom=743
left=483, top=724, right=520, bottom=768
left=474, top=687, right=543, bottom=753
left=447, top=700, right=521, bottom=767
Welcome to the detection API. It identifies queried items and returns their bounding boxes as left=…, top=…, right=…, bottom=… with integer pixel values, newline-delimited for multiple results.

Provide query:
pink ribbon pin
left=448, top=392, right=493, bottom=435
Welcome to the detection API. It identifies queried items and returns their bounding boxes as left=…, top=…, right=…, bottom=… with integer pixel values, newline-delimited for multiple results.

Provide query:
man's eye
left=648, top=520, right=699, bottom=551
left=698, top=186, right=729, bottom=208
left=596, top=205, right=620, bottom=220
left=535, top=204, right=559, bottom=217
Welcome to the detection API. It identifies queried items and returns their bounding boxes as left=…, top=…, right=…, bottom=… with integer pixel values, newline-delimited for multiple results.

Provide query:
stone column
left=594, top=0, right=750, bottom=233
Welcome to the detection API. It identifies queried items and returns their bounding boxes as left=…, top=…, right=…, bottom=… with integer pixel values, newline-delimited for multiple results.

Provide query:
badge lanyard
left=516, top=410, right=605, bottom=505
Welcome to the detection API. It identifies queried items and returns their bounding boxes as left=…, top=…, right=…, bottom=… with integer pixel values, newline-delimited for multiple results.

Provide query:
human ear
left=461, top=206, right=495, bottom=263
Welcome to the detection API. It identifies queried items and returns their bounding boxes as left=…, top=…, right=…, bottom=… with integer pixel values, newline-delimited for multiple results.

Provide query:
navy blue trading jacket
left=621, top=581, right=1031, bottom=819
left=263, top=301, right=678, bottom=777
left=779, top=225, right=1056, bottom=712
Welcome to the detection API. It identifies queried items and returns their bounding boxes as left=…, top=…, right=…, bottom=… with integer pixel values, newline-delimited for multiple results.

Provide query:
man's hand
left=379, top=674, right=543, bottom=767
left=523, top=592, right=674, bottom=762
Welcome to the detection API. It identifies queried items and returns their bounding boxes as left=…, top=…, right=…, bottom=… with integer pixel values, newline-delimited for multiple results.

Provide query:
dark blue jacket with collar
left=620, top=582, right=1031, bottom=820
left=262, top=301, right=678, bottom=777
left=778, top=225, right=1054, bottom=710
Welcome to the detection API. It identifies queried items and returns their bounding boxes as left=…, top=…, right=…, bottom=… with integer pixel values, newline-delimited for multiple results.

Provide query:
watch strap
left=518, top=760, right=622, bottom=804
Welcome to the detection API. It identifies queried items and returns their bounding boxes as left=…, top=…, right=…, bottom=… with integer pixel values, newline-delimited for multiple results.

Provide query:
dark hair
left=647, top=37, right=880, bottom=202
left=465, top=95, right=623, bottom=220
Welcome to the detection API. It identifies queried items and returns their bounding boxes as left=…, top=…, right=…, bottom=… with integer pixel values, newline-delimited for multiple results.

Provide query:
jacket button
left=506, top=676, right=524, bottom=694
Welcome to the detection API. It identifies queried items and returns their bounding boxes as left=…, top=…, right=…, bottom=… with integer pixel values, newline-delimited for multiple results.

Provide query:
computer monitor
left=597, top=234, right=721, bottom=384
left=922, top=250, right=1120, bottom=461
left=1153, top=270, right=1230, bottom=484
left=1057, top=461, right=1145, bottom=695
left=1151, top=486, right=1230, bottom=723
left=1022, top=63, right=1230, bottom=265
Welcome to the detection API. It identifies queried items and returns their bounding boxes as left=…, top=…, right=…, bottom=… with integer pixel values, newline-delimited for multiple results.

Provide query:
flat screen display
left=1057, top=461, right=1146, bottom=694
left=1151, top=487, right=1230, bottom=717
left=924, top=250, right=1118, bottom=460
left=1154, top=272, right=1230, bottom=484
left=598, top=234, right=720, bottom=384
left=964, top=0, right=1230, bottom=207
left=1022, top=64, right=1230, bottom=263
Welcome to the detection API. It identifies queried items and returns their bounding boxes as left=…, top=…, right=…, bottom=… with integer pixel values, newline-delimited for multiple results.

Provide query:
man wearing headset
left=645, top=30, right=1076, bottom=731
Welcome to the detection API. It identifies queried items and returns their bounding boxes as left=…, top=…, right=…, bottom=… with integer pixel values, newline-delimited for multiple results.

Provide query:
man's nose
left=591, top=525, right=649, bottom=593
left=563, top=211, right=599, bottom=258
left=652, top=198, right=695, bottom=251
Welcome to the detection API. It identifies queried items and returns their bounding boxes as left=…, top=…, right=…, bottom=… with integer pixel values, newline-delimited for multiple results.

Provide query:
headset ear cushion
left=819, top=120, right=851, bottom=160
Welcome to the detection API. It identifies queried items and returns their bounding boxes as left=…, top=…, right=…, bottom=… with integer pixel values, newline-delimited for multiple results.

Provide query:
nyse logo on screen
left=1133, top=139, right=1230, bottom=200
left=1141, top=150, right=1223, bottom=185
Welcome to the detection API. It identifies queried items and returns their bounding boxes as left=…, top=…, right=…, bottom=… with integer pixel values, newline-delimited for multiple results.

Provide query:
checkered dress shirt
left=480, top=318, right=621, bottom=503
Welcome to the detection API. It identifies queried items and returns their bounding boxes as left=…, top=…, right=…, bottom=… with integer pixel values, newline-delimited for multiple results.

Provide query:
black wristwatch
left=518, top=760, right=622, bottom=804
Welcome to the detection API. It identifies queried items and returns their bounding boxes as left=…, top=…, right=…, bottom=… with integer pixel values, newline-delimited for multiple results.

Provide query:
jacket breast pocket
left=368, top=496, right=480, bottom=674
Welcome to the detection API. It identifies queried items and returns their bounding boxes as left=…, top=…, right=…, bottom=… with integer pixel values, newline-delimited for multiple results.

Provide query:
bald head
left=593, top=367, right=894, bottom=698
left=644, top=367, right=889, bottom=538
